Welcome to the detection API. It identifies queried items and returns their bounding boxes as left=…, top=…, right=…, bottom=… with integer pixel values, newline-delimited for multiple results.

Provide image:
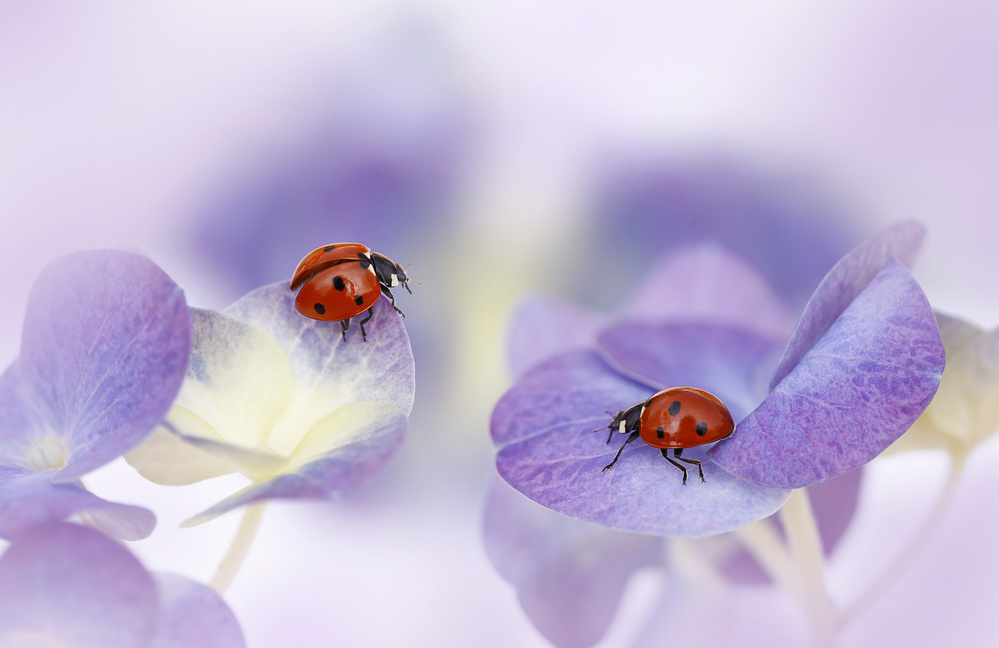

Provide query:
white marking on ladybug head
left=618, top=420, right=626, bottom=434
left=390, top=273, right=399, bottom=287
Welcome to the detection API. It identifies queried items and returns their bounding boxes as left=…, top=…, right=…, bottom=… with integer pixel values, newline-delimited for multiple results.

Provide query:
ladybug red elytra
left=290, top=243, right=411, bottom=341
left=598, top=387, right=734, bottom=484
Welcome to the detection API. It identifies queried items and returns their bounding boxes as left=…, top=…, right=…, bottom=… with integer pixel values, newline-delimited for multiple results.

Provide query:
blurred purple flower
left=0, top=251, right=191, bottom=540
left=0, top=521, right=244, bottom=648
left=126, top=284, right=415, bottom=525
left=191, top=23, right=466, bottom=295
left=582, top=159, right=856, bottom=310
left=491, top=220, right=943, bottom=535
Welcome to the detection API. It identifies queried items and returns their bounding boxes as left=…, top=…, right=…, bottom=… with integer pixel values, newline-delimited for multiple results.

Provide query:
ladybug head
left=370, top=253, right=411, bottom=294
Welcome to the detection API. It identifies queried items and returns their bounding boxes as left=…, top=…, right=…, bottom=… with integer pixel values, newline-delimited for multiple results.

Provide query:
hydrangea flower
left=487, top=222, right=944, bottom=646
left=0, top=251, right=191, bottom=540
left=491, top=221, right=943, bottom=536
left=0, top=521, right=244, bottom=648
left=125, top=282, right=415, bottom=525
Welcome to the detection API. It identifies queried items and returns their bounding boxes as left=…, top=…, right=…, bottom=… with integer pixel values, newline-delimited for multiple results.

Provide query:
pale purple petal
left=17, top=250, right=190, bottom=482
left=621, top=243, right=795, bottom=340
left=770, top=221, right=924, bottom=389
left=508, top=296, right=605, bottom=378
left=711, top=260, right=945, bottom=488
left=0, top=522, right=159, bottom=647
left=483, top=478, right=662, bottom=648
left=184, top=404, right=407, bottom=525
left=150, top=573, right=245, bottom=648
left=597, top=322, right=783, bottom=422
left=0, top=468, right=155, bottom=541
left=226, top=282, right=415, bottom=415
left=492, top=352, right=790, bottom=537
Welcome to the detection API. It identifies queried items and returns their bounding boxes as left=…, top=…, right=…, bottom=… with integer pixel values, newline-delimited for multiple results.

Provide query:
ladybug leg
left=380, top=284, right=405, bottom=317
left=602, top=431, right=639, bottom=472
left=340, top=319, right=350, bottom=341
left=673, top=448, right=705, bottom=483
left=358, top=308, right=374, bottom=341
left=662, top=449, right=689, bottom=486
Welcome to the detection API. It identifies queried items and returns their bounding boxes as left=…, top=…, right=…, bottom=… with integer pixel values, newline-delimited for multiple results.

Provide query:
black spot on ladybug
left=695, top=421, right=708, bottom=436
left=656, top=426, right=665, bottom=439
left=324, top=245, right=335, bottom=252
left=357, top=253, right=371, bottom=270
left=314, top=303, right=326, bottom=315
left=669, top=401, right=681, bottom=416
left=333, top=276, right=346, bottom=291
left=354, top=296, right=364, bottom=306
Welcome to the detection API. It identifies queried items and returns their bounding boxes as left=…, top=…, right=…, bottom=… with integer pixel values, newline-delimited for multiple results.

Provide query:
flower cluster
left=0, top=249, right=416, bottom=645
left=488, top=221, right=948, bottom=646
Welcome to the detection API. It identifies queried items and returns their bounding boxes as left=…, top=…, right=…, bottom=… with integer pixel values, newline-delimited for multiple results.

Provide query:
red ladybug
left=290, top=243, right=411, bottom=341
left=598, top=387, right=734, bottom=484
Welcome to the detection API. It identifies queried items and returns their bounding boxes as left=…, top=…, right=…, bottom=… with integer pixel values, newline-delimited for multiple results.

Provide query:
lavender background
left=3, top=1, right=999, bottom=646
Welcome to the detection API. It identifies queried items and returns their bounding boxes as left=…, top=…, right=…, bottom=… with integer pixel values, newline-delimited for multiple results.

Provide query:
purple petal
left=597, top=322, right=784, bottom=422
left=770, top=221, right=924, bottom=389
left=0, top=522, right=159, bottom=647
left=226, top=282, right=415, bottom=416
left=621, top=243, right=795, bottom=339
left=0, top=467, right=155, bottom=541
left=711, top=260, right=945, bottom=488
left=150, top=573, right=245, bottom=648
left=184, top=403, right=407, bottom=525
left=483, top=478, right=662, bottom=648
left=17, top=250, right=190, bottom=482
left=492, top=352, right=790, bottom=537
left=507, top=296, right=606, bottom=378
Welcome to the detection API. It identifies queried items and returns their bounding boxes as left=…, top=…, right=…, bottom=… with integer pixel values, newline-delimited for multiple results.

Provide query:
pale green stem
left=844, top=450, right=965, bottom=620
left=734, top=489, right=840, bottom=647
left=780, top=488, right=841, bottom=646
left=211, top=502, right=267, bottom=595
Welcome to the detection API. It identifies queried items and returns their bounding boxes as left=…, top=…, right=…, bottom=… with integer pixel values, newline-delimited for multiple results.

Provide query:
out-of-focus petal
left=622, top=243, right=795, bottom=340
left=483, top=478, right=662, bottom=648
left=16, top=251, right=190, bottom=483
left=711, top=260, right=944, bottom=488
left=507, top=297, right=605, bottom=379
left=597, top=322, right=783, bottom=422
left=0, top=522, right=159, bottom=648
left=149, top=573, right=245, bottom=648
left=894, top=312, right=999, bottom=453
left=0, top=468, right=155, bottom=541
left=770, top=221, right=924, bottom=389
left=183, top=402, right=407, bottom=526
left=492, top=352, right=790, bottom=537
left=124, top=425, right=238, bottom=486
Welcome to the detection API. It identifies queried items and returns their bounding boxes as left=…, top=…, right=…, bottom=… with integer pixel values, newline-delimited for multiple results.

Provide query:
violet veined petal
left=0, top=522, right=159, bottom=648
left=770, top=221, right=924, bottom=389
left=507, top=296, right=606, bottom=378
left=483, top=478, right=662, bottom=648
left=0, top=468, right=155, bottom=541
left=597, top=322, right=783, bottom=422
left=711, top=260, right=945, bottom=488
left=492, top=352, right=791, bottom=537
left=226, top=283, right=415, bottom=417
left=149, top=573, right=245, bottom=648
left=622, top=243, right=795, bottom=339
left=183, top=402, right=407, bottom=526
left=16, top=251, right=190, bottom=482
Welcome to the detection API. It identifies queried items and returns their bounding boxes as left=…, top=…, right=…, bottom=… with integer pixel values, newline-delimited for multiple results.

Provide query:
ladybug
left=290, top=243, right=411, bottom=341
left=597, top=387, right=734, bottom=484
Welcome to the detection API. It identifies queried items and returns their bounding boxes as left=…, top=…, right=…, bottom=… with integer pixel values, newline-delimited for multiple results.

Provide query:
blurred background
left=2, top=1, right=999, bottom=646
